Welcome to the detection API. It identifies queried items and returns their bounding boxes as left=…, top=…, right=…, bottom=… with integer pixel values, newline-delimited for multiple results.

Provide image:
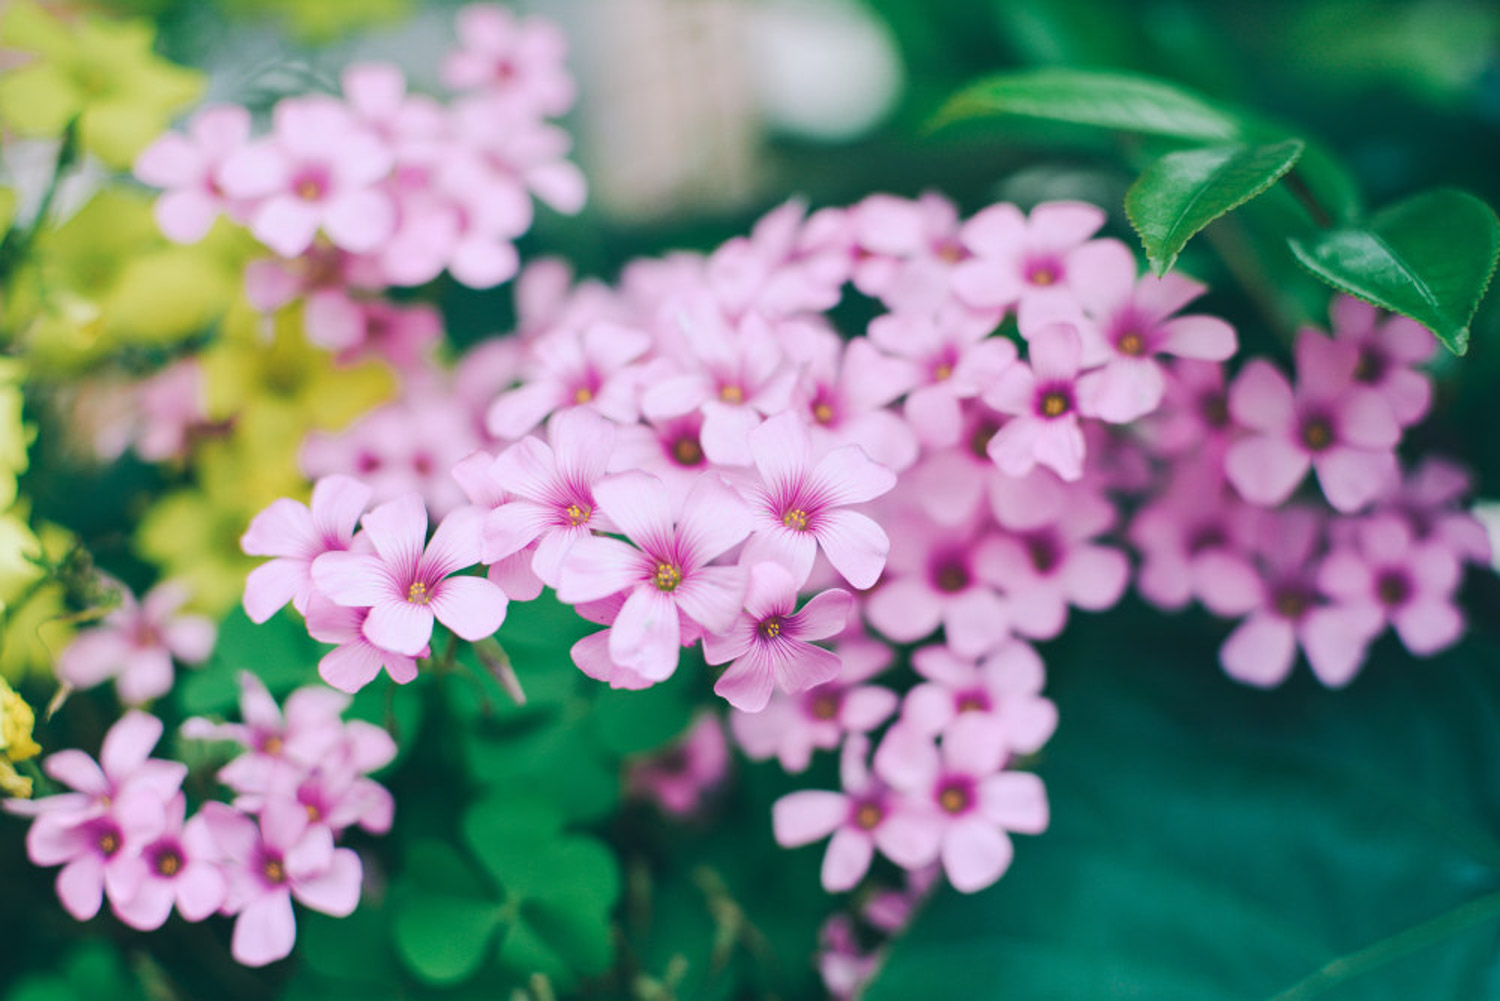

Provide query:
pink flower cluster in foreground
left=7, top=679, right=392, bottom=967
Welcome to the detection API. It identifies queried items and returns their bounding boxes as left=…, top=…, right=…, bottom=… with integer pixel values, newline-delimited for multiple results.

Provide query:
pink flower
left=848, top=192, right=969, bottom=312
left=202, top=800, right=362, bottom=967
left=773, top=736, right=941, bottom=892
left=305, top=596, right=423, bottom=693
left=902, top=404, right=1008, bottom=526
left=485, top=321, right=651, bottom=440
left=818, top=913, right=879, bottom=1000
left=218, top=96, right=395, bottom=258
left=107, top=793, right=227, bottom=931
left=57, top=580, right=215, bottom=704
left=901, top=642, right=1058, bottom=753
left=134, top=104, right=253, bottom=243
left=866, top=304, right=1014, bottom=449
left=730, top=638, right=897, bottom=773
left=482, top=408, right=618, bottom=586
left=606, top=412, right=712, bottom=508
left=739, top=411, right=896, bottom=589
left=1129, top=465, right=1262, bottom=614
left=1378, top=458, right=1492, bottom=566
left=984, top=322, right=1102, bottom=482
left=1225, top=332, right=1401, bottom=513
left=7, top=712, right=186, bottom=827
left=874, top=716, right=1049, bottom=893
left=558, top=472, right=752, bottom=682
left=786, top=332, right=919, bottom=473
left=703, top=562, right=853, bottom=712
left=1318, top=514, right=1464, bottom=657
left=182, top=673, right=351, bottom=795
left=706, top=200, right=850, bottom=319
left=443, top=3, right=577, bottom=116
left=134, top=359, right=211, bottom=462
left=626, top=714, right=729, bottom=817
left=1214, top=508, right=1382, bottom=688
left=449, top=449, right=545, bottom=602
left=1327, top=295, right=1435, bottom=427
left=242, top=475, right=373, bottom=624
left=1142, top=359, right=1235, bottom=456
left=951, top=200, right=1127, bottom=329
left=1071, top=271, right=1237, bottom=422
left=313, top=494, right=507, bottom=657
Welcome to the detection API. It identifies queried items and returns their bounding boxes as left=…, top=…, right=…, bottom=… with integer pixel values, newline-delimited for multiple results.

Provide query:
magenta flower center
left=757, top=615, right=784, bottom=640
left=291, top=166, right=330, bottom=202
left=1186, top=523, right=1227, bottom=554
left=671, top=434, right=704, bottom=467
left=1272, top=584, right=1314, bottom=621
left=1024, top=532, right=1061, bottom=574
left=407, top=581, right=432, bottom=604
left=153, top=846, right=183, bottom=877
left=566, top=502, right=592, bottom=526
left=1300, top=415, right=1335, bottom=452
left=811, top=398, right=837, bottom=425
left=782, top=508, right=810, bottom=532
left=969, top=419, right=1000, bottom=459
left=936, top=776, right=975, bottom=815
left=1354, top=346, right=1388, bottom=384
left=573, top=385, right=595, bottom=404
left=95, top=826, right=122, bottom=858
left=719, top=383, right=745, bottom=404
left=956, top=688, right=992, bottom=714
left=852, top=799, right=884, bottom=830
left=1199, top=390, right=1230, bottom=428
left=1026, top=259, right=1060, bottom=286
left=1376, top=570, right=1412, bottom=607
left=1038, top=388, right=1072, bottom=419
left=1117, top=329, right=1146, bottom=356
left=932, top=556, right=970, bottom=594
left=262, top=856, right=287, bottom=885
left=806, top=689, right=841, bottom=720
left=653, top=563, right=683, bottom=592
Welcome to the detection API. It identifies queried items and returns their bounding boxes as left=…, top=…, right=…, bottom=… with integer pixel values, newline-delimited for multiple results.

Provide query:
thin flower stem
left=1281, top=169, right=1333, bottom=230
left=1266, top=888, right=1500, bottom=1001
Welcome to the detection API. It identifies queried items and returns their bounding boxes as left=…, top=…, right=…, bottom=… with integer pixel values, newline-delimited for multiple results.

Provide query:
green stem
left=1267, top=888, right=1500, bottom=1001
left=1281, top=168, right=1333, bottom=229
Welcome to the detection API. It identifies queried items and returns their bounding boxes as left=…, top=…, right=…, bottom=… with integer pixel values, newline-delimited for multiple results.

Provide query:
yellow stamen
left=653, top=563, right=683, bottom=592
left=407, top=581, right=431, bottom=605
left=573, top=386, right=594, bottom=404
left=566, top=502, right=592, bottom=526
left=812, top=402, right=835, bottom=425
left=782, top=508, right=810, bottom=532
left=1040, top=391, right=1069, bottom=418
left=719, top=385, right=745, bottom=404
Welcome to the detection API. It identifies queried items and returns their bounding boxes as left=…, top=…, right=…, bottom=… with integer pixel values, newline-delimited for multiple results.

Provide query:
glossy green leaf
left=1288, top=189, right=1500, bottom=354
left=936, top=68, right=1242, bottom=140
left=179, top=606, right=321, bottom=715
left=392, top=891, right=502, bottom=986
left=866, top=616, right=1500, bottom=1001
left=1126, top=139, right=1305, bottom=274
left=591, top=667, right=694, bottom=756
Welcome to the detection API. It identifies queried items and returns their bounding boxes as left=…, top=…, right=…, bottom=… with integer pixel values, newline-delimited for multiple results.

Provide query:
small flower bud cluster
left=7, top=677, right=392, bottom=967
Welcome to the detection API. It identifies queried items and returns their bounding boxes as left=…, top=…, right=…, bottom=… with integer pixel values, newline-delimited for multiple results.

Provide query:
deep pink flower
left=1378, top=458, right=1492, bottom=566
left=984, top=322, right=1103, bottom=482
left=739, top=411, right=896, bottom=589
left=107, top=793, right=227, bottom=931
left=1327, top=295, right=1435, bottom=427
left=1225, top=332, right=1400, bottom=513
left=1142, top=359, right=1235, bottom=456
left=866, top=304, right=1014, bottom=449
left=313, top=494, right=507, bottom=657
left=901, top=643, right=1057, bottom=753
left=242, top=474, right=373, bottom=623
left=218, top=96, right=395, bottom=258
left=482, top=408, right=618, bottom=586
left=57, top=580, right=215, bottom=705
left=304, top=595, right=423, bottom=693
left=485, top=321, right=651, bottom=440
left=703, top=562, right=853, bottom=712
left=902, top=404, right=1009, bottom=526
left=873, top=716, right=1049, bottom=893
left=134, top=104, right=253, bottom=243
left=773, top=736, right=942, bottom=892
left=1129, top=465, right=1263, bottom=614
left=951, top=200, right=1129, bottom=329
left=1318, top=514, right=1464, bottom=657
left=558, top=472, right=752, bottom=682
left=626, top=714, right=729, bottom=817
left=203, top=799, right=362, bottom=967
left=730, top=638, right=897, bottom=773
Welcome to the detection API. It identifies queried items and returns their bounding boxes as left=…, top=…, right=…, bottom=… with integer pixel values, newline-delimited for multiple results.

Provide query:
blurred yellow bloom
left=136, top=484, right=257, bottom=618
left=7, top=191, right=246, bottom=369
left=0, top=675, right=40, bottom=797
left=0, top=507, right=44, bottom=611
left=0, top=581, right=71, bottom=686
left=0, top=2, right=203, bottom=168
left=0, top=359, right=32, bottom=511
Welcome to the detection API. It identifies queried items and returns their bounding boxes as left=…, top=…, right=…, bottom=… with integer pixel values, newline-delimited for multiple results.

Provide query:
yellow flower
left=136, top=485, right=257, bottom=618
left=7, top=191, right=247, bottom=370
left=0, top=580, right=72, bottom=686
left=0, top=2, right=203, bottom=167
left=0, top=506, right=44, bottom=611
left=0, top=675, right=40, bottom=797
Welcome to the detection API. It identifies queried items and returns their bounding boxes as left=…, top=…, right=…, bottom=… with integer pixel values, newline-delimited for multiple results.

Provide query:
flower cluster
left=8, top=678, right=391, bottom=967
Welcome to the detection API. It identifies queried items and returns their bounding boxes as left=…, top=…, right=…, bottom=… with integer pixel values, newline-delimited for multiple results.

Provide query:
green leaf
left=1126, top=139, right=1305, bottom=274
left=1288, top=189, right=1500, bottom=354
left=591, top=667, right=694, bottom=756
left=392, top=890, right=503, bottom=985
left=936, top=68, right=1242, bottom=140
left=866, top=617, right=1500, bottom=1001
left=179, top=606, right=321, bottom=715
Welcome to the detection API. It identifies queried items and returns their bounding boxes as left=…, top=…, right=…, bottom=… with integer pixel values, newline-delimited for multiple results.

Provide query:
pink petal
left=1159, top=315, right=1236, bottom=360
left=311, top=552, right=393, bottom=608
left=318, top=641, right=384, bottom=693
left=772, top=790, right=847, bottom=846
left=593, top=472, right=676, bottom=554
left=791, top=588, right=854, bottom=642
left=1061, top=545, right=1129, bottom=609
left=1228, top=360, right=1296, bottom=432
left=677, top=473, right=755, bottom=566
left=252, top=196, right=323, bottom=258
left=175, top=861, right=229, bottom=922
left=807, top=445, right=898, bottom=508
left=1392, top=601, right=1463, bottom=657
left=430, top=575, right=508, bottom=640
left=814, top=509, right=890, bottom=590
left=420, top=506, right=484, bottom=580
left=362, top=600, right=434, bottom=657
left=57, top=855, right=106, bottom=920
left=232, top=891, right=297, bottom=967
left=942, top=819, right=1013, bottom=893
left=310, top=475, right=373, bottom=546
left=864, top=578, right=943, bottom=644
left=822, top=827, right=876, bottom=892
left=1313, top=447, right=1398, bottom=514
left=1226, top=435, right=1310, bottom=506
left=1300, top=606, right=1381, bottom=687
left=359, top=494, right=429, bottom=571
left=714, top=647, right=777, bottom=712
left=154, top=189, right=218, bottom=243
left=979, top=772, right=1049, bottom=833
left=324, top=188, right=395, bottom=253
left=748, top=410, right=811, bottom=489
left=292, top=847, right=362, bottom=917
left=1219, top=614, right=1297, bottom=687
left=102, top=710, right=163, bottom=779
left=556, top=536, right=646, bottom=603
left=675, top=565, right=748, bottom=634
left=609, top=587, right=682, bottom=681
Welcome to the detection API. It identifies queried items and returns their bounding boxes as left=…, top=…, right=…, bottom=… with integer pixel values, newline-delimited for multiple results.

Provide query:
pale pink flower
left=107, top=793, right=227, bottom=931
left=739, top=411, right=896, bottom=589
left=449, top=449, right=545, bottom=602
left=1142, top=359, right=1234, bottom=456
left=606, top=412, right=712, bottom=508
left=57, top=580, right=215, bottom=705
left=203, top=799, right=362, bottom=967
left=29, top=800, right=170, bottom=921
left=984, top=322, right=1103, bottom=482
left=134, top=104, right=253, bottom=243
left=874, top=716, right=1049, bottom=893
left=558, top=472, right=752, bottom=682
left=786, top=331, right=920, bottom=472
left=305, top=596, right=422, bottom=693
left=901, top=643, right=1057, bottom=753
left=951, top=200, right=1130, bottom=328
left=1327, top=295, right=1435, bottom=427
left=866, top=304, right=1014, bottom=449
left=1215, top=508, right=1383, bottom=688
left=313, top=494, right=507, bottom=657
left=703, top=562, right=853, bottom=712
left=773, top=736, right=941, bottom=892
left=818, top=913, right=879, bottom=1000
left=218, top=96, right=395, bottom=258
left=133, top=358, right=211, bottom=462
left=902, top=404, right=1008, bottom=526
left=707, top=200, right=850, bottom=319
left=1225, top=332, right=1401, bottom=513
left=848, top=192, right=969, bottom=313
left=242, top=475, right=372, bottom=623
left=483, top=409, right=619, bottom=586
left=448, top=96, right=586, bottom=219
left=6, top=712, right=185, bottom=827
left=730, top=638, right=897, bottom=773
left=1318, top=514, right=1464, bottom=657
left=444, top=3, right=576, bottom=115
left=1129, top=465, right=1262, bottom=614
left=485, top=322, right=651, bottom=440
left=626, top=714, right=729, bottom=817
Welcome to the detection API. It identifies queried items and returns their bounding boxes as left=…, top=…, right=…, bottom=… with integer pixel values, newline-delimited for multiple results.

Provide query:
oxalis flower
left=558, top=471, right=752, bottom=683
left=312, top=493, right=507, bottom=657
left=703, top=562, right=854, bottom=712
